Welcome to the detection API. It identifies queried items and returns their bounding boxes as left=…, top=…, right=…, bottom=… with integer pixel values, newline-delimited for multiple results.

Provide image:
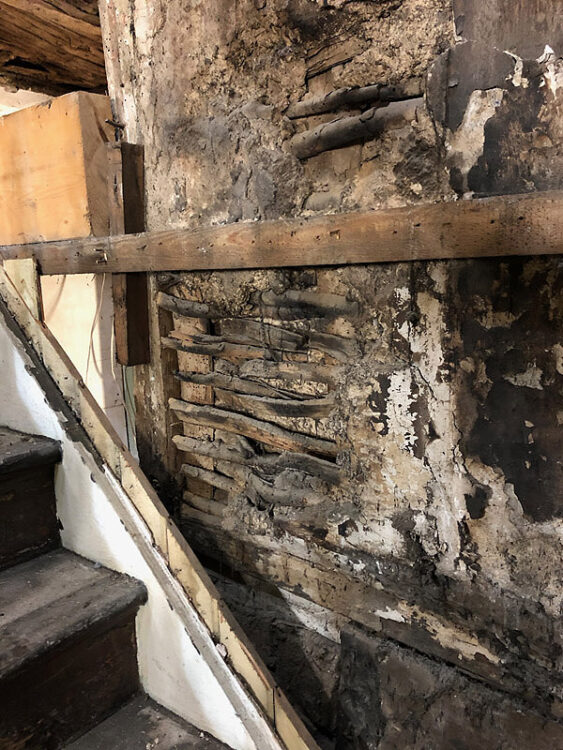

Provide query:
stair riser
left=0, top=464, right=60, bottom=570
left=0, top=608, right=140, bottom=749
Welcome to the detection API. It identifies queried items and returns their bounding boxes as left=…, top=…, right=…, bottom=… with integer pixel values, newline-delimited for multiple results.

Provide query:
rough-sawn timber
left=1, top=191, right=561, bottom=274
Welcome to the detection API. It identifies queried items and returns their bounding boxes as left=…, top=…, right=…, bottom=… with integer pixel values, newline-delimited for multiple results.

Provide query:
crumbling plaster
left=101, top=0, right=563, bottom=744
left=112, top=0, right=453, bottom=227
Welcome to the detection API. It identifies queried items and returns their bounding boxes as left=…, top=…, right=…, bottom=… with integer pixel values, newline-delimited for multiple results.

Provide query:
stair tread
left=0, top=425, right=61, bottom=475
left=0, top=549, right=147, bottom=678
left=65, top=694, right=231, bottom=749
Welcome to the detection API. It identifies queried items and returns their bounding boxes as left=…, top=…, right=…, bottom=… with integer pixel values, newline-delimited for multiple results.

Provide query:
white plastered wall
left=40, top=273, right=128, bottom=443
left=0, top=312, right=283, bottom=750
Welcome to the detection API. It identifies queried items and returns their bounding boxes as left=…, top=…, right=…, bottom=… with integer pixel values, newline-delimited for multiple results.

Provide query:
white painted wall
left=0, top=312, right=282, bottom=750
left=41, top=273, right=128, bottom=443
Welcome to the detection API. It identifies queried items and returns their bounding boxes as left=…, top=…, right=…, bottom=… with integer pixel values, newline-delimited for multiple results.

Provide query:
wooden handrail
left=1, top=191, right=562, bottom=275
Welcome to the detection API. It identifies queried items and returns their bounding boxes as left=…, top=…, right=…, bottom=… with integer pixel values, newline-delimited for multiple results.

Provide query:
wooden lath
left=0, top=263, right=319, bottom=750
left=0, top=190, right=561, bottom=275
left=0, top=0, right=105, bottom=93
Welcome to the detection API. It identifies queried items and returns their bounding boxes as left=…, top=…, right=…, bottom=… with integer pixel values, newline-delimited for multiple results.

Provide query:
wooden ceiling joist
left=0, top=191, right=561, bottom=276
left=0, top=0, right=105, bottom=93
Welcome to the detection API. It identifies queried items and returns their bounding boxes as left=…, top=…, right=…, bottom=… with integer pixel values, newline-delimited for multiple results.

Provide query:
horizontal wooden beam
left=1, top=191, right=562, bottom=275
left=0, top=0, right=105, bottom=93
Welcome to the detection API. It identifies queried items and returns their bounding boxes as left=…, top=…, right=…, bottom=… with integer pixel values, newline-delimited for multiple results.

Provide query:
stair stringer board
left=0, top=266, right=316, bottom=750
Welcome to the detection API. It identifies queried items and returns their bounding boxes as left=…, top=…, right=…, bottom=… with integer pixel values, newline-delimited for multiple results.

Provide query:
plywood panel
left=0, top=91, right=127, bottom=443
left=0, top=91, right=113, bottom=245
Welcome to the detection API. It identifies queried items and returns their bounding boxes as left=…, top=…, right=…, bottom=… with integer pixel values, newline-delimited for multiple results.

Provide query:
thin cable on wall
left=85, top=274, right=106, bottom=384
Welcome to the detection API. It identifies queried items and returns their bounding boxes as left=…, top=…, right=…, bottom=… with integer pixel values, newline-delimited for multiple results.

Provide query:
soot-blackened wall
left=101, top=0, right=563, bottom=746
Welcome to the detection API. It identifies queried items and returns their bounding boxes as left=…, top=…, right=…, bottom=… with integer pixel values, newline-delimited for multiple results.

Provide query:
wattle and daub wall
left=110, top=0, right=563, bottom=746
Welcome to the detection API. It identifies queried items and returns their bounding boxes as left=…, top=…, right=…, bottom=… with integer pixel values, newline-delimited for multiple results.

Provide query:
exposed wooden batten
left=1, top=191, right=562, bottom=275
left=285, top=81, right=422, bottom=119
left=290, top=98, right=422, bottom=159
left=170, top=398, right=338, bottom=458
left=0, top=0, right=105, bottom=92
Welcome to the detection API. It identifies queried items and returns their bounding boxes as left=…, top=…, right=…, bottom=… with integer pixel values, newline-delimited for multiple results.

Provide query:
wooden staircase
left=0, top=426, right=228, bottom=749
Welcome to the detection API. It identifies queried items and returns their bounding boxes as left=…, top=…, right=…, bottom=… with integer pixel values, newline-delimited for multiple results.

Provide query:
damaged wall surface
left=428, top=0, right=563, bottom=196
left=99, top=0, right=563, bottom=747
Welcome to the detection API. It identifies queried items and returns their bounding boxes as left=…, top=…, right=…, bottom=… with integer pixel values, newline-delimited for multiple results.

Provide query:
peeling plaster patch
left=424, top=614, right=501, bottom=665
left=344, top=517, right=405, bottom=559
left=427, top=263, right=447, bottom=295
left=395, top=286, right=410, bottom=304
left=542, top=53, right=563, bottom=97
left=279, top=589, right=343, bottom=643
left=553, top=344, right=563, bottom=375
left=372, top=608, right=406, bottom=623
left=446, top=88, right=504, bottom=193
left=477, top=308, right=520, bottom=329
left=538, top=45, right=556, bottom=64
left=505, top=52, right=529, bottom=88
left=392, top=600, right=502, bottom=665
left=386, top=369, right=418, bottom=451
left=504, top=364, right=544, bottom=390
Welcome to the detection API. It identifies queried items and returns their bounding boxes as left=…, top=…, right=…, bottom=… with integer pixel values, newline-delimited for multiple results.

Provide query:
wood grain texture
left=2, top=258, right=42, bottom=320
left=170, top=399, right=338, bottom=458
left=173, top=435, right=340, bottom=484
left=214, top=389, right=334, bottom=420
left=66, top=694, right=232, bottom=750
left=174, top=370, right=301, bottom=400
left=290, top=98, right=422, bottom=159
left=0, top=0, right=105, bottom=92
left=0, top=426, right=60, bottom=473
left=111, top=143, right=150, bottom=366
left=0, top=550, right=145, bottom=746
left=2, top=191, right=562, bottom=275
left=0, top=92, right=113, bottom=246
left=286, top=82, right=422, bottom=118
left=0, top=464, right=60, bottom=570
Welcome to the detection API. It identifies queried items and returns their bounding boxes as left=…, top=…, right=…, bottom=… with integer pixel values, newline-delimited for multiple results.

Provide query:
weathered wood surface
left=174, top=370, right=303, bottom=400
left=162, top=333, right=287, bottom=362
left=184, top=520, right=562, bottom=715
left=0, top=426, right=60, bottom=474
left=183, top=462, right=325, bottom=509
left=0, top=0, right=105, bottom=92
left=239, top=360, right=339, bottom=385
left=170, top=399, right=338, bottom=458
left=2, top=258, right=42, bottom=320
left=286, top=81, right=422, bottom=119
left=183, top=491, right=227, bottom=519
left=66, top=695, right=233, bottom=750
left=0, top=464, right=60, bottom=571
left=111, top=143, right=150, bottom=366
left=2, top=191, right=562, bottom=275
left=182, top=464, right=238, bottom=494
left=173, top=435, right=341, bottom=485
left=214, top=389, right=334, bottom=420
left=306, top=38, right=365, bottom=79
left=0, top=426, right=62, bottom=569
left=0, top=550, right=145, bottom=746
left=290, top=98, right=422, bottom=159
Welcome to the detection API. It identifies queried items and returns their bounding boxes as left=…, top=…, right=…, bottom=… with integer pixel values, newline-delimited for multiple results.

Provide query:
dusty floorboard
left=66, top=694, right=232, bottom=750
